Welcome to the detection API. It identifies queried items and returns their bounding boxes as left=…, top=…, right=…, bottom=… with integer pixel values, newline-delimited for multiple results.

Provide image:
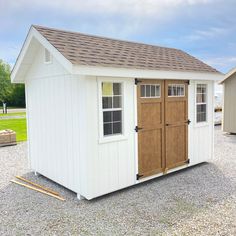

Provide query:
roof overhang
left=219, top=67, right=236, bottom=84
left=73, top=65, right=223, bottom=81
left=11, top=26, right=73, bottom=83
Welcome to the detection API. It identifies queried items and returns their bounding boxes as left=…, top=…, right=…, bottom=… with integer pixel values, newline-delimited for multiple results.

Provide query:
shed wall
left=84, top=76, right=136, bottom=199
left=223, top=74, right=236, bottom=133
left=84, top=77, right=214, bottom=199
left=25, top=45, right=85, bottom=195
left=188, top=80, right=214, bottom=166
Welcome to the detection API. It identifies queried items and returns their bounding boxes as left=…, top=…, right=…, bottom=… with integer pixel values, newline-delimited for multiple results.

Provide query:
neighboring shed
left=220, top=68, right=236, bottom=133
left=11, top=25, right=223, bottom=200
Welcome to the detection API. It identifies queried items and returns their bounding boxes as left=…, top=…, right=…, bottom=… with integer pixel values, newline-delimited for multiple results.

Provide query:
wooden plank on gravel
left=15, top=176, right=60, bottom=196
left=11, top=180, right=65, bottom=201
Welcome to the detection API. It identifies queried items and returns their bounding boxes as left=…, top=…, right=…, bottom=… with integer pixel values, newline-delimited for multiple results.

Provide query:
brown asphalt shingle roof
left=33, top=25, right=220, bottom=74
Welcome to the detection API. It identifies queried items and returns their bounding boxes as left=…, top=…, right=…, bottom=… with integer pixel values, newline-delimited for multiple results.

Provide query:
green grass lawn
left=0, top=118, right=27, bottom=142
left=0, top=112, right=26, bottom=117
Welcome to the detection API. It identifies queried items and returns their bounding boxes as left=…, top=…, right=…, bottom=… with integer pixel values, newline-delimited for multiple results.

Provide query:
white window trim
left=195, top=83, right=208, bottom=127
left=168, top=84, right=185, bottom=97
left=44, top=48, right=52, bottom=64
left=98, top=78, right=127, bottom=143
left=140, top=84, right=161, bottom=98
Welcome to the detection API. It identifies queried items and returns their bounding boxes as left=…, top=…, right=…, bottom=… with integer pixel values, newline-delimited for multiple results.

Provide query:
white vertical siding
left=188, top=80, right=214, bottom=165
left=26, top=75, right=84, bottom=193
left=85, top=76, right=136, bottom=199
left=25, top=45, right=84, bottom=195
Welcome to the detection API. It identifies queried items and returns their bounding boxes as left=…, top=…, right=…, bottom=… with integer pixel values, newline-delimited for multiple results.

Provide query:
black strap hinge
left=185, top=159, right=190, bottom=164
left=136, top=174, right=144, bottom=180
left=135, top=78, right=142, bottom=85
left=135, top=126, right=143, bottom=132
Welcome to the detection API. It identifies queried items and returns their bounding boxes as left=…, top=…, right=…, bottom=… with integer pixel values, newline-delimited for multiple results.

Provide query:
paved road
left=1, top=108, right=26, bottom=114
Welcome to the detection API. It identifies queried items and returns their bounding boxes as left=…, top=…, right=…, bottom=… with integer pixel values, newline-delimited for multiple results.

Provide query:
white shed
left=11, top=25, right=223, bottom=200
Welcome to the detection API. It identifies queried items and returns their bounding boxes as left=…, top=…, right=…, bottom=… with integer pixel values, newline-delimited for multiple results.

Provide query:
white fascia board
left=11, top=26, right=73, bottom=83
left=72, top=65, right=223, bottom=81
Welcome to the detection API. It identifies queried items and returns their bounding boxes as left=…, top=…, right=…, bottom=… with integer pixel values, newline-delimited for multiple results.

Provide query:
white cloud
left=184, top=27, right=230, bottom=41
left=1, top=0, right=214, bottom=17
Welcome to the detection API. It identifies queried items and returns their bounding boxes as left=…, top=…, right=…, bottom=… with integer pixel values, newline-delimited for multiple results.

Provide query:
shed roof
left=33, top=25, right=220, bottom=74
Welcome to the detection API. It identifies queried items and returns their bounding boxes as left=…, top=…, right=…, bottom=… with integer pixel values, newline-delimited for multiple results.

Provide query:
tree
left=9, top=84, right=25, bottom=107
left=0, top=60, right=12, bottom=103
left=0, top=59, right=25, bottom=107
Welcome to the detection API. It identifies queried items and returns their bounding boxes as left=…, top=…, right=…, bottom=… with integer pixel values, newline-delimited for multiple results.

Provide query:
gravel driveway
left=0, top=126, right=235, bottom=235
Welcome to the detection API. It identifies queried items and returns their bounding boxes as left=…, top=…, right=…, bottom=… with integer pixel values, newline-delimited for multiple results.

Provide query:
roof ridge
left=32, top=24, right=181, bottom=52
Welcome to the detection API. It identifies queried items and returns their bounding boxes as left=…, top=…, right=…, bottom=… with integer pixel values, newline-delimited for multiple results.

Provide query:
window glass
left=140, top=84, right=160, bottom=98
left=113, top=96, right=121, bottom=108
left=113, top=83, right=121, bottom=95
left=168, top=84, right=185, bottom=97
left=146, top=85, right=151, bottom=97
left=141, top=85, right=145, bottom=97
left=102, top=82, right=122, bottom=136
left=151, top=85, right=155, bottom=96
left=196, top=84, right=207, bottom=123
left=102, top=97, right=112, bottom=109
left=102, top=82, right=113, bottom=96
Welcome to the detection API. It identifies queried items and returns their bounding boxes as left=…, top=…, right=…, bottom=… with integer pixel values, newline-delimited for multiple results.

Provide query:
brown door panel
left=164, top=80, right=188, bottom=170
left=165, top=125, right=188, bottom=168
left=138, top=129, right=164, bottom=177
left=137, top=80, right=165, bottom=178
left=137, top=79, right=188, bottom=179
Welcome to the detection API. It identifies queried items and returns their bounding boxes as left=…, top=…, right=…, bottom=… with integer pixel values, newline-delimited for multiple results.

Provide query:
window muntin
left=168, top=84, right=185, bottom=97
left=140, top=84, right=160, bottom=98
left=196, top=84, right=207, bottom=123
left=102, top=82, right=122, bottom=136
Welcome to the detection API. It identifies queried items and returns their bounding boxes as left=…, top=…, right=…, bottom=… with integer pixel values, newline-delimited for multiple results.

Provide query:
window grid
left=102, top=82, right=122, bottom=136
left=196, top=84, right=207, bottom=123
left=168, top=84, right=185, bottom=97
left=140, top=84, right=160, bottom=98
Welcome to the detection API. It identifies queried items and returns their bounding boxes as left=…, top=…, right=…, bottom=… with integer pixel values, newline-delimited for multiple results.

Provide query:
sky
left=1, top=0, right=236, bottom=73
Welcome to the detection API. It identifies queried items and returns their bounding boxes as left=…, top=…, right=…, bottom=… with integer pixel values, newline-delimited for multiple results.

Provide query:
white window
left=196, top=84, right=207, bottom=123
left=140, top=84, right=160, bottom=98
left=168, top=84, right=185, bottom=97
left=44, top=48, right=52, bottom=64
left=102, top=82, right=122, bottom=136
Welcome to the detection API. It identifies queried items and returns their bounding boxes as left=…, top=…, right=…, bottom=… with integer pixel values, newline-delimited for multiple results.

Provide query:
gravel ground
left=0, top=126, right=235, bottom=235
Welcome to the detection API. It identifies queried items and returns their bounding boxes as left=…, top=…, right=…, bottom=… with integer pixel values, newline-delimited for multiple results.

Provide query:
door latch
left=186, top=119, right=191, bottom=125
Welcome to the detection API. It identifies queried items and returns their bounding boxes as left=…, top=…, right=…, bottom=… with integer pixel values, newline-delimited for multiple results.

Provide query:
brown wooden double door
left=137, top=79, right=188, bottom=179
